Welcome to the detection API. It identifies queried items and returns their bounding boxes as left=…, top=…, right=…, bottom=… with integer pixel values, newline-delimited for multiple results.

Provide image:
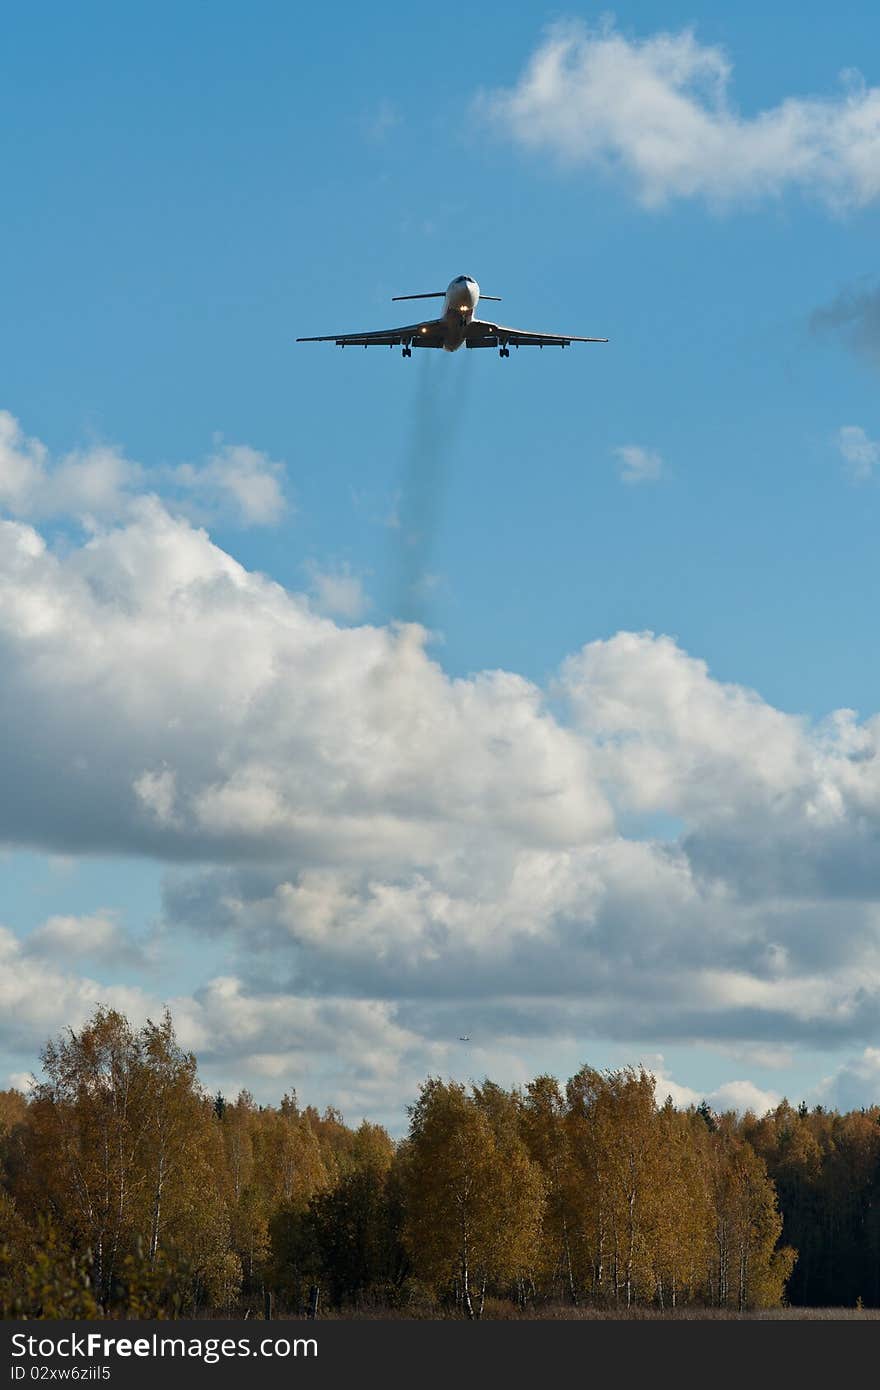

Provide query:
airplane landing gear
left=402, top=346, right=412, bottom=357
left=499, top=346, right=510, bottom=358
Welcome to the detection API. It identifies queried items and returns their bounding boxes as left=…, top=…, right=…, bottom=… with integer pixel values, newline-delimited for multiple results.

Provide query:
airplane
left=458, top=1035, right=471, bottom=1042
left=297, top=275, right=608, bottom=358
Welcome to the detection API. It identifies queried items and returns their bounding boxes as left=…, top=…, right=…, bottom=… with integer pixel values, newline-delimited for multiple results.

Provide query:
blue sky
left=2, top=2, right=880, bottom=1128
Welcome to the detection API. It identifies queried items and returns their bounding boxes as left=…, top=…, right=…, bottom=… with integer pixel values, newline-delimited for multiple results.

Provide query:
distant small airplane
left=297, top=275, right=608, bottom=358
left=459, top=1035, right=471, bottom=1042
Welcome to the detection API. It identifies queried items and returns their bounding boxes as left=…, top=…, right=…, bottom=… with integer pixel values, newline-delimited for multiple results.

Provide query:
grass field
left=273, top=1302, right=880, bottom=1321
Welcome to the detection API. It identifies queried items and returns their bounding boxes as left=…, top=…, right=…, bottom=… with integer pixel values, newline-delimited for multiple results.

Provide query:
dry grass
left=286, top=1301, right=880, bottom=1322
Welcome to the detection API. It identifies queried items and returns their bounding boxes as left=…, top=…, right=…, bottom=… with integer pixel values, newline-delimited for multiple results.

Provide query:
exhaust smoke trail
left=387, top=350, right=472, bottom=627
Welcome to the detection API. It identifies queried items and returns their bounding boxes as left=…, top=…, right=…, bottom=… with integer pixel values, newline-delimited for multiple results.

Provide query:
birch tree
left=404, top=1079, right=544, bottom=1317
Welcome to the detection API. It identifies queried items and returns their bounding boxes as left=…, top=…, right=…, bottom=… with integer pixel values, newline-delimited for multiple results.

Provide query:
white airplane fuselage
left=438, top=275, right=480, bottom=351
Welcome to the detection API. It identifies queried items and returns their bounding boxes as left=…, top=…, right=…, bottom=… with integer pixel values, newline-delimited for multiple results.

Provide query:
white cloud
left=0, top=922, right=443, bottom=1123
left=6, top=1073, right=35, bottom=1094
left=481, top=21, right=880, bottom=210
left=5, top=412, right=880, bottom=1109
left=838, top=424, right=880, bottom=482
left=24, top=911, right=138, bottom=963
left=654, top=1063, right=780, bottom=1116
left=174, top=444, right=288, bottom=527
left=134, top=767, right=179, bottom=826
left=0, top=410, right=49, bottom=511
left=49, top=447, right=142, bottom=521
left=172, top=976, right=435, bottom=1086
left=0, top=925, right=152, bottom=1053
left=0, top=411, right=288, bottom=528
left=0, top=919, right=803, bottom=1122
left=613, top=443, right=663, bottom=484
left=0, top=472, right=611, bottom=873
left=814, top=1047, right=880, bottom=1110
left=708, top=1080, right=780, bottom=1113
left=4, top=493, right=880, bottom=1059
left=305, top=561, right=370, bottom=620
left=559, top=631, right=812, bottom=822
left=0, top=411, right=139, bottom=521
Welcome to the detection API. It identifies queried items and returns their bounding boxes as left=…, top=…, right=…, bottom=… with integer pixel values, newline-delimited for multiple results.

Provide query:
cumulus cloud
left=0, top=494, right=608, bottom=867
left=0, top=925, right=152, bottom=1055
left=4, top=411, right=880, bottom=1109
left=162, top=850, right=880, bottom=1058
left=172, top=444, right=287, bottom=527
left=559, top=631, right=811, bottom=823
left=0, top=411, right=287, bottom=528
left=0, top=922, right=443, bottom=1122
left=0, top=411, right=50, bottom=511
left=613, top=444, right=663, bottom=484
left=814, top=1047, right=880, bottom=1110
left=5, top=1073, right=35, bottom=1094
left=0, top=909, right=796, bottom=1123
left=4, top=494, right=880, bottom=1059
left=651, top=1057, right=780, bottom=1116
left=837, top=424, right=880, bottom=482
left=708, top=1080, right=780, bottom=1113
left=560, top=633, right=880, bottom=915
left=171, top=977, right=438, bottom=1104
left=305, top=561, right=370, bottom=620
left=480, top=21, right=880, bottom=209
left=23, top=911, right=144, bottom=966
left=0, top=412, right=139, bottom=521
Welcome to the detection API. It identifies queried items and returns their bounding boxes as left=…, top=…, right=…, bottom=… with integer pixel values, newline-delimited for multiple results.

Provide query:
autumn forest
left=1, top=1007, right=879, bottom=1319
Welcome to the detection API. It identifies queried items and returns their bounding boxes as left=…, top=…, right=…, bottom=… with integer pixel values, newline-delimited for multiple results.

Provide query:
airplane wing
left=297, top=319, right=445, bottom=349
left=465, top=319, right=608, bottom=349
